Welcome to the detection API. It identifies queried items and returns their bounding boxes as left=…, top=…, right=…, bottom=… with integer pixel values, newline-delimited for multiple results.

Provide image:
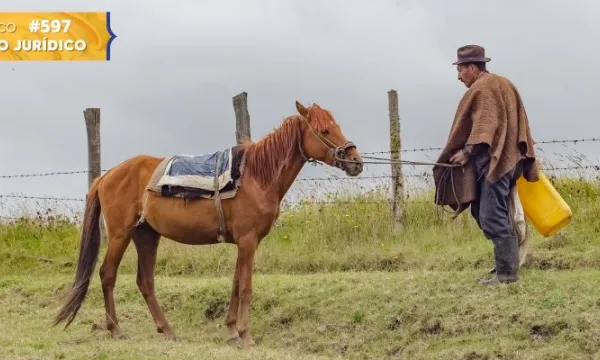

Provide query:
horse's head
left=295, top=101, right=363, bottom=177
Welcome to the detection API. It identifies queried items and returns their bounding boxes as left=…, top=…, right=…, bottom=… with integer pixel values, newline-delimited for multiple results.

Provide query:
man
left=433, top=44, right=539, bottom=285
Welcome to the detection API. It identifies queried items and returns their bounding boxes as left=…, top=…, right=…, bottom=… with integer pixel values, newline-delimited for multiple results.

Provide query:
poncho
left=433, top=72, right=538, bottom=214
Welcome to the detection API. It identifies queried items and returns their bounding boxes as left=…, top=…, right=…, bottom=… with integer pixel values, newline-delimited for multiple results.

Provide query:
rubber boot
left=481, top=236, right=519, bottom=285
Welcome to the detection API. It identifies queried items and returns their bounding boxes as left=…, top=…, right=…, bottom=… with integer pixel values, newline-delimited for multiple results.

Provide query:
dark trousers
left=470, top=154, right=524, bottom=240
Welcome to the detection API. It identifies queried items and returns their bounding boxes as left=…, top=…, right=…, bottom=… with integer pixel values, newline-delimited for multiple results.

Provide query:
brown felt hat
left=452, top=44, right=491, bottom=65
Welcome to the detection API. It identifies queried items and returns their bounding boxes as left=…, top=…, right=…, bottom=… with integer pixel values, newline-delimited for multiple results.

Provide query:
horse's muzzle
left=332, top=141, right=363, bottom=176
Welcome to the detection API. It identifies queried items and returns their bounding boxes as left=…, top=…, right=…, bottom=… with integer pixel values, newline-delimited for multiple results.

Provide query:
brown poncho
left=433, top=72, right=538, bottom=214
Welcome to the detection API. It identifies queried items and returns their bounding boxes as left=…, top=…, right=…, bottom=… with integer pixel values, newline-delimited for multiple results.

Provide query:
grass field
left=1, top=177, right=599, bottom=359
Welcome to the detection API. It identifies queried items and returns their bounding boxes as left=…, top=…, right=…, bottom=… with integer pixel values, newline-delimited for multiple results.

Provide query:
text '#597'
left=0, top=12, right=117, bottom=61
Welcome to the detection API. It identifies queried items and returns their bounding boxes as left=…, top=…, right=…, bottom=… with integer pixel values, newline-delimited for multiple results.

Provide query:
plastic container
left=516, top=170, right=572, bottom=237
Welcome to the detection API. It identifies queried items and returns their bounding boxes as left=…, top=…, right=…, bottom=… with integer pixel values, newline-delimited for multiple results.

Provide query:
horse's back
left=97, top=154, right=165, bottom=219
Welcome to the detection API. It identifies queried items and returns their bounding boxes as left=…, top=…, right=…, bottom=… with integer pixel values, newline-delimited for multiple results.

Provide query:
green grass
left=2, top=270, right=600, bottom=359
left=0, top=176, right=599, bottom=359
left=1, top=177, right=598, bottom=278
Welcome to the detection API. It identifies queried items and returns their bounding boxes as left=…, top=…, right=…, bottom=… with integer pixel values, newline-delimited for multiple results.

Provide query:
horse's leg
left=132, top=223, right=179, bottom=341
left=225, top=257, right=241, bottom=344
left=98, top=229, right=131, bottom=338
left=236, top=234, right=258, bottom=347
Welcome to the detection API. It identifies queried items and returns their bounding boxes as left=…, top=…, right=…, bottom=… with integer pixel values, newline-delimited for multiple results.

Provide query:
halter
left=296, top=115, right=357, bottom=170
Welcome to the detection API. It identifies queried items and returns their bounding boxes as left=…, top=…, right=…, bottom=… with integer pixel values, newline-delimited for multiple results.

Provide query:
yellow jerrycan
left=516, top=169, right=572, bottom=237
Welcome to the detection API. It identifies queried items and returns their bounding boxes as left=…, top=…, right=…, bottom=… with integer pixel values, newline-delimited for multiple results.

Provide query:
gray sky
left=1, top=0, right=599, bottom=215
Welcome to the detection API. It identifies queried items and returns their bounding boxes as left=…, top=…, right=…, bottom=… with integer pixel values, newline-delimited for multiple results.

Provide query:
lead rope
left=433, top=166, right=462, bottom=221
left=298, top=115, right=458, bottom=168
left=297, top=114, right=463, bottom=217
left=335, top=144, right=463, bottom=219
left=297, top=128, right=321, bottom=165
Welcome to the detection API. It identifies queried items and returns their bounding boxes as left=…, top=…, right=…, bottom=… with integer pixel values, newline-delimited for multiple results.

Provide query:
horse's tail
left=54, top=175, right=104, bottom=328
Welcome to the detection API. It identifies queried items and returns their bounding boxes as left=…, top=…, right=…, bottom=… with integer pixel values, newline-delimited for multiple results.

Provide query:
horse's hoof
left=244, top=339, right=256, bottom=349
left=243, top=337, right=256, bottom=348
left=227, top=336, right=242, bottom=346
left=157, top=326, right=181, bottom=341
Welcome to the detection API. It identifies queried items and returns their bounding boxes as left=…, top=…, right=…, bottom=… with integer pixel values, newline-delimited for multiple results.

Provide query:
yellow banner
left=0, top=12, right=116, bottom=61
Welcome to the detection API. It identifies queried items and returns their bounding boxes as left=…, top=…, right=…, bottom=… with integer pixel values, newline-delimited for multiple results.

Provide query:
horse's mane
left=239, top=104, right=334, bottom=186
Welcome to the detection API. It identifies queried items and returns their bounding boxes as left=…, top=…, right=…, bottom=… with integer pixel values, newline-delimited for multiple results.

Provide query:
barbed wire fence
left=0, top=96, right=598, bottom=226
left=0, top=137, right=597, bottom=223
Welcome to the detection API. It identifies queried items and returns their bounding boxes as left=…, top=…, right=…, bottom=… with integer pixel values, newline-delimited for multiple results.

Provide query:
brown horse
left=53, top=101, right=363, bottom=347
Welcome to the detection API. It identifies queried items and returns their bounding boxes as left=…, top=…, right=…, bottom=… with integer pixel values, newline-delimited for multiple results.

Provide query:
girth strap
left=214, top=152, right=227, bottom=243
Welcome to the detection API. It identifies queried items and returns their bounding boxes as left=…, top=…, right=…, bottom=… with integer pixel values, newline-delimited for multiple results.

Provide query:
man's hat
left=452, top=44, right=491, bottom=65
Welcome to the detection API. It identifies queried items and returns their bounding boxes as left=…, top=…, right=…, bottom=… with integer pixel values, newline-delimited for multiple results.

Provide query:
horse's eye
left=323, top=130, right=330, bottom=135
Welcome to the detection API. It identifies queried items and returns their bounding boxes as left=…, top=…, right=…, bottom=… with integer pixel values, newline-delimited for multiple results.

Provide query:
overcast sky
left=1, top=0, right=599, bottom=214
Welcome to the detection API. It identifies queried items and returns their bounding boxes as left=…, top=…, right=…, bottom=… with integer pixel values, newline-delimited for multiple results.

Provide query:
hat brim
left=452, top=57, right=491, bottom=65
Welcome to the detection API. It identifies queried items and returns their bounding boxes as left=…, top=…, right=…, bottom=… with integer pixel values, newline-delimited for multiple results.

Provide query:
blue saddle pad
left=167, top=150, right=230, bottom=178
left=157, top=148, right=234, bottom=192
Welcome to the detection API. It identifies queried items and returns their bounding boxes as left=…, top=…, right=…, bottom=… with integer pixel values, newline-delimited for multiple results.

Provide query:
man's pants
left=470, top=158, right=524, bottom=240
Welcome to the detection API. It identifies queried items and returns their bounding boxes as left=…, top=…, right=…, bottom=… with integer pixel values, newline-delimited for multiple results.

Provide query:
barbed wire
left=282, top=199, right=432, bottom=206
left=364, top=147, right=442, bottom=154
left=296, top=175, right=418, bottom=181
left=296, top=165, right=600, bottom=181
left=0, top=137, right=596, bottom=179
left=363, top=137, right=600, bottom=155
left=545, top=165, right=600, bottom=171
left=0, top=137, right=595, bottom=208
left=0, top=164, right=597, bottom=203
left=0, top=194, right=85, bottom=202
left=0, top=169, right=95, bottom=179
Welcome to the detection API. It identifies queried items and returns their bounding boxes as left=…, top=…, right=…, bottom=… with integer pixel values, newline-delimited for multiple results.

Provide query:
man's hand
left=449, top=149, right=469, bottom=166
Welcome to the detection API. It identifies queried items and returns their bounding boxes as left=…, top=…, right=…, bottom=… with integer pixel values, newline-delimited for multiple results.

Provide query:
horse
left=53, top=101, right=364, bottom=347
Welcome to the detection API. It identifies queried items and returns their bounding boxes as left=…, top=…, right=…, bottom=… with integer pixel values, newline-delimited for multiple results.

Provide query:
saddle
left=144, top=145, right=246, bottom=243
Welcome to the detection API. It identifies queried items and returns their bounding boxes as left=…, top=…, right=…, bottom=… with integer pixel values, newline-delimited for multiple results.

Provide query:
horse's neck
left=268, top=121, right=306, bottom=201
left=275, top=145, right=305, bottom=201
left=244, top=119, right=306, bottom=202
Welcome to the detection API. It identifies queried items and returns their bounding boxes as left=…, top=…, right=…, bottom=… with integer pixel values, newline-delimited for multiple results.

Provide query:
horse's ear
left=295, top=101, right=308, bottom=117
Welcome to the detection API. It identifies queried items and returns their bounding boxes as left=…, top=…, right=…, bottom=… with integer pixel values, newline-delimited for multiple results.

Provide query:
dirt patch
left=463, top=352, right=489, bottom=360
left=525, top=254, right=573, bottom=270
left=530, top=321, right=569, bottom=341
left=276, top=314, right=294, bottom=326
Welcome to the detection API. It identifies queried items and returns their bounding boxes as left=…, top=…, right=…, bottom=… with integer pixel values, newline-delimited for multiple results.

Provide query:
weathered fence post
left=232, top=92, right=251, bottom=144
left=388, top=89, right=404, bottom=231
left=83, top=108, right=106, bottom=243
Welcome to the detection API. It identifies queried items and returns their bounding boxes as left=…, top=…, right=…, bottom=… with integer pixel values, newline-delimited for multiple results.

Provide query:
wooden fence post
left=232, top=92, right=252, bottom=144
left=83, top=108, right=106, bottom=243
left=388, top=90, right=404, bottom=231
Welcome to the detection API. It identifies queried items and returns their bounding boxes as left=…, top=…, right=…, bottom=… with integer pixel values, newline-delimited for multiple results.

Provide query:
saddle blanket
left=146, top=146, right=246, bottom=200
